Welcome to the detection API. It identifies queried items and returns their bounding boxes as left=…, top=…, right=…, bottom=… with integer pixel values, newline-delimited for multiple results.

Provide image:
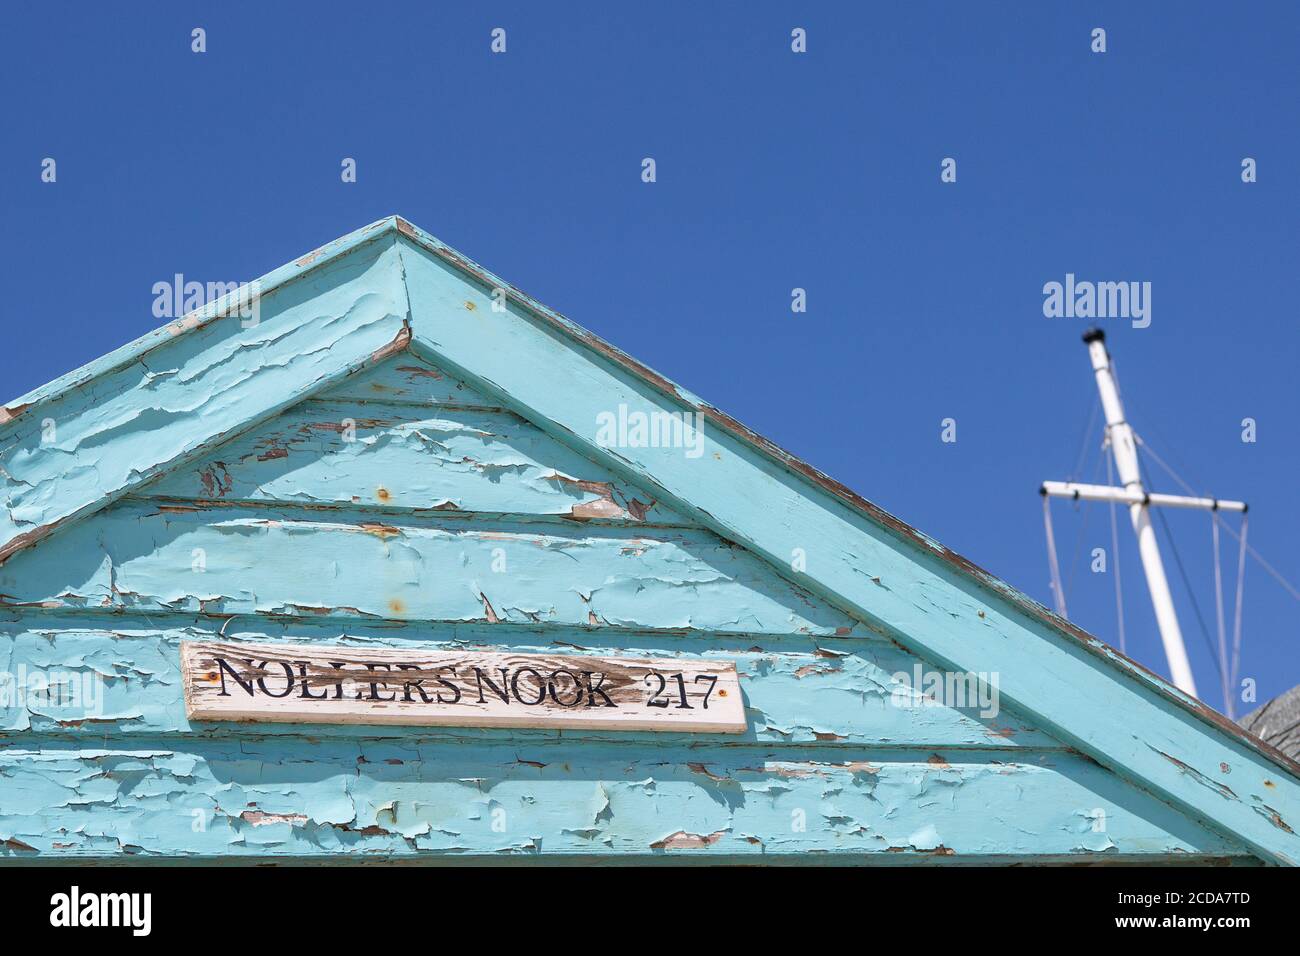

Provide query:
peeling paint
left=142, top=379, right=686, bottom=524
left=0, top=741, right=1245, bottom=861
left=0, top=216, right=1293, bottom=864
left=0, top=501, right=864, bottom=637
left=0, top=613, right=1052, bottom=747
left=0, top=234, right=408, bottom=566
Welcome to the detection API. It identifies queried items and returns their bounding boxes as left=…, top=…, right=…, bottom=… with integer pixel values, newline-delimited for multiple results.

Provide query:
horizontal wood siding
left=0, top=613, right=1056, bottom=748
left=0, top=501, right=868, bottom=636
left=0, top=739, right=1246, bottom=861
left=313, top=352, right=499, bottom=408
left=144, top=399, right=689, bottom=523
left=0, top=352, right=1255, bottom=863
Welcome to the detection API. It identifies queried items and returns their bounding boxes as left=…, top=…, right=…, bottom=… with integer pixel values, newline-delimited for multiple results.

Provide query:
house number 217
left=644, top=672, right=719, bottom=709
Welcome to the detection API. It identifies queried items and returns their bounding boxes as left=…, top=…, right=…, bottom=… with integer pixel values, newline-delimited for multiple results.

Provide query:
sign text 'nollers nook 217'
left=180, top=641, right=746, bottom=733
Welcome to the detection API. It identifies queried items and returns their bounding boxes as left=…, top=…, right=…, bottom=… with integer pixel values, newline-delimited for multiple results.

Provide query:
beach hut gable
left=0, top=217, right=1295, bottom=864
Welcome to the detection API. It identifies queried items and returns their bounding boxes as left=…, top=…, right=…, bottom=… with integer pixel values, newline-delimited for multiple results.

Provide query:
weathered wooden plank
left=395, top=230, right=1300, bottom=865
left=314, top=352, right=498, bottom=407
left=0, top=613, right=1055, bottom=747
left=180, top=640, right=747, bottom=733
left=0, top=739, right=1248, bottom=860
left=142, top=401, right=689, bottom=523
left=0, top=501, right=865, bottom=636
left=0, top=232, right=410, bottom=566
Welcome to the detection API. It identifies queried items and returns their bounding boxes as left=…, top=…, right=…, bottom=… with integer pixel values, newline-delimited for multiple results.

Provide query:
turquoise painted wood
left=0, top=612, right=1057, bottom=748
left=0, top=233, right=408, bottom=563
left=145, top=391, right=689, bottom=523
left=0, top=741, right=1243, bottom=862
left=0, top=501, right=861, bottom=636
left=0, top=217, right=1293, bottom=864
left=312, top=351, right=502, bottom=408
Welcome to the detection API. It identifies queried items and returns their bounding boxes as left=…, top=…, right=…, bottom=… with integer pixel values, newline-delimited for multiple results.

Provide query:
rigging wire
left=1056, top=357, right=1271, bottom=713
left=1136, top=434, right=1300, bottom=603
left=1065, top=496, right=1094, bottom=598
left=1064, top=432, right=1106, bottom=597
left=1151, top=504, right=1223, bottom=679
left=1042, top=494, right=1068, bottom=618
left=1106, top=444, right=1127, bottom=654
left=1136, top=447, right=1223, bottom=679
left=1211, top=514, right=1232, bottom=716
left=1042, top=395, right=1102, bottom=619
left=1070, top=400, right=1100, bottom=482
left=1230, top=514, right=1249, bottom=708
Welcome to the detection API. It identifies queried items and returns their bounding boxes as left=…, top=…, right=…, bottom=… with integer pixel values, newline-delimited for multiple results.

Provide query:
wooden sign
left=180, top=640, right=746, bottom=733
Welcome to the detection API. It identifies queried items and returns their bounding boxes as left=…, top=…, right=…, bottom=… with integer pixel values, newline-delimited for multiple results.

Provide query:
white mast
left=1041, top=329, right=1247, bottom=699
left=1080, top=328, right=1196, bottom=695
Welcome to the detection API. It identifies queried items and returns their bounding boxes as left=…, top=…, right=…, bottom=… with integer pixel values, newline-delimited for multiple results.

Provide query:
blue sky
left=2, top=2, right=1296, bottom=715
